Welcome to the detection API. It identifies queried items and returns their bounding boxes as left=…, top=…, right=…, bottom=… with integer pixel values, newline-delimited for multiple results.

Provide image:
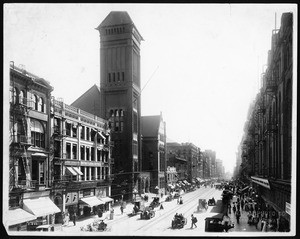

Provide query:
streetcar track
left=134, top=187, right=216, bottom=232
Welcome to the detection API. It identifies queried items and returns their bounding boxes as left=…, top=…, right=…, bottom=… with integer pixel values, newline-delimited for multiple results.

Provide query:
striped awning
left=66, top=167, right=77, bottom=176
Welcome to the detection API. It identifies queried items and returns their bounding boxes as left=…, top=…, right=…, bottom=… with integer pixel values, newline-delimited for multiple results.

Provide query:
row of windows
left=65, top=143, right=109, bottom=161
left=105, top=27, right=125, bottom=35
left=80, top=166, right=110, bottom=181
left=54, top=118, right=107, bottom=143
left=10, top=87, right=46, bottom=113
left=108, top=72, right=125, bottom=83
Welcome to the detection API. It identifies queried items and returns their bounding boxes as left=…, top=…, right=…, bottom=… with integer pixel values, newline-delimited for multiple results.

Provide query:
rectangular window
left=91, top=147, right=95, bottom=161
left=97, top=149, right=101, bottom=161
left=72, top=125, right=77, bottom=138
left=81, top=146, right=85, bottom=160
left=122, top=72, right=125, bottom=81
left=117, top=72, right=120, bottom=82
left=86, top=127, right=90, bottom=141
left=115, top=121, right=119, bottom=131
left=66, top=122, right=71, bottom=136
left=86, top=147, right=90, bottom=161
left=66, top=143, right=71, bottom=159
left=81, top=126, right=85, bottom=140
left=108, top=73, right=111, bottom=83
left=133, top=113, right=138, bottom=133
left=72, top=144, right=77, bottom=159
left=120, top=121, right=124, bottom=132
left=35, top=132, right=41, bottom=147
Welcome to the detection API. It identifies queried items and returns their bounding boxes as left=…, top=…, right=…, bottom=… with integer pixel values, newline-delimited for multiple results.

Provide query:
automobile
left=140, top=207, right=155, bottom=220
left=208, top=198, right=216, bottom=206
left=205, top=214, right=234, bottom=232
left=36, top=224, right=54, bottom=232
left=171, top=214, right=187, bottom=229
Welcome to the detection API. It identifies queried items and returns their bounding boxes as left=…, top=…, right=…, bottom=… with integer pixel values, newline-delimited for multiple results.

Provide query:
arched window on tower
left=115, top=109, right=119, bottom=117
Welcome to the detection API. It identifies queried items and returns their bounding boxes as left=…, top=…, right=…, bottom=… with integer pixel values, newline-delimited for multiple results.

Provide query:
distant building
left=141, top=113, right=167, bottom=194
left=167, top=142, right=188, bottom=181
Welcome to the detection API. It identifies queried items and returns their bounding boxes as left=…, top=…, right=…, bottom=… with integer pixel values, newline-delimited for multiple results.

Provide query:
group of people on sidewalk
left=228, top=192, right=280, bottom=232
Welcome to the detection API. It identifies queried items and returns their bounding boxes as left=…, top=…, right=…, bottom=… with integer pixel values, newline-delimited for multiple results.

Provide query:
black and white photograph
left=3, top=3, right=297, bottom=236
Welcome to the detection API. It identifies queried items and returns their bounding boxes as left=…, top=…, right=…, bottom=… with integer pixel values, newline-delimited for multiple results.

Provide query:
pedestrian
left=236, top=202, right=240, bottom=211
left=244, top=201, right=249, bottom=212
left=65, top=211, right=70, bottom=226
left=247, top=211, right=253, bottom=225
left=232, top=204, right=236, bottom=215
left=190, top=214, right=197, bottom=228
left=227, top=203, right=231, bottom=214
left=253, top=214, right=259, bottom=229
left=120, top=205, right=124, bottom=215
left=236, top=210, right=241, bottom=224
left=240, top=199, right=244, bottom=210
left=261, top=217, right=265, bottom=231
left=222, top=213, right=231, bottom=232
left=72, top=212, right=77, bottom=226
left=249, top=204, right=254, bottom=213
left=160, top=203, right=164, bottom=210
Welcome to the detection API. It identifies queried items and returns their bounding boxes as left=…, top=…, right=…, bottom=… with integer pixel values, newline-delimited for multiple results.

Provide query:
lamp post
left=155, top=186, right=159, bottom=197
left=121, top=190, right=126, bottom=203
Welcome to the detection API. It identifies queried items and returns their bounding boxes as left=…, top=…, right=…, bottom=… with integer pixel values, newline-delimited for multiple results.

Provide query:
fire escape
left=10, top=91, right=34, bottom=191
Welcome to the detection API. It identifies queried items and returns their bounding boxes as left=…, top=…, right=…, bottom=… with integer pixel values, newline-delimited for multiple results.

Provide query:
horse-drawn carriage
left=80, top=219, right=108, bottom=232
left=150, top=196, right=160, bottom=208
left=171, top=213, right=187, bottom=229
left=140, top=206, right=155, bottom=220
left=197, top=199, right=208, bottom=212
left=132, top=200, right=145, bottom=215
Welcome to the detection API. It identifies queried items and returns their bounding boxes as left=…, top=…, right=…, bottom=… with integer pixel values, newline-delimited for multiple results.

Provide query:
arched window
left=110, top=109, right=114, bottom=117
left=33, top=95, right=39, bottom=110
left=38, top=97, right=44, bottom=112
left=115, top=109, right=119, bottom=117
left=19, top=90, right=25, bottom=104
left=119, top=109, right=123, bottom=117
left=13, top=87, right=18, bottom=104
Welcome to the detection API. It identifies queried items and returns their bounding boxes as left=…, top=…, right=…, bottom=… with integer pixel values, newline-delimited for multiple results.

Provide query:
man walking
left=190, top=214, right=197, bottom=228
left=120, top=205, right=124, bottom=215
left=72, top=212, right=76, bottom=226
left=236, top=210, right=241, bottom=224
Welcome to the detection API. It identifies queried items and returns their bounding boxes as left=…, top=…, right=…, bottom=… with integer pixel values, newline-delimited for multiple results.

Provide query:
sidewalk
left=228, top=195, right=261, bottom=232
left=55, top=193, right=168, bottom=232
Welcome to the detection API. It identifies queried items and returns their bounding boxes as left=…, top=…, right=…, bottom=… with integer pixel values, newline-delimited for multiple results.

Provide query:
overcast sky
left=4, top=3, right=297, bottom=173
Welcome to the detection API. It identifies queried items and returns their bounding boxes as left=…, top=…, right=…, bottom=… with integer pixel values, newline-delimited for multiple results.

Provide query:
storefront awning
left=31, top=152, right=47, bottom=157
left=99, top=197, right=114, bottom=203
left=23, top=197, right=61, bottom=217
left=72, top=167, right=83, bottom=175
left=6, top=208, right=37, bottom=226
left=80, top=196, right=104, bottom=207
left=66, top=167, right=77, bottom=176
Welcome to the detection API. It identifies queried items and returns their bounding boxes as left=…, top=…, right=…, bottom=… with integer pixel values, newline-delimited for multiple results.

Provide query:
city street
left=54, top=186, right=260, bottom=236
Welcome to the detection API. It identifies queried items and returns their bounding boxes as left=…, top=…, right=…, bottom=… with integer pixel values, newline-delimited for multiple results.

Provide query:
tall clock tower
left=96, top=11, right=144, bottom=200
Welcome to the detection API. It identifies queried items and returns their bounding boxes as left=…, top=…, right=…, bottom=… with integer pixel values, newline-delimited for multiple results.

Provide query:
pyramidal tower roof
left=96, top=11, right=143, bottom=41
left=97, top=11, right=134, bottom=28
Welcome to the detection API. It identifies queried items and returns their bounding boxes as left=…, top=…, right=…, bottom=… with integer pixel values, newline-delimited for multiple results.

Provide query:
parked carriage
left=171, top=214, right=187, bottom=229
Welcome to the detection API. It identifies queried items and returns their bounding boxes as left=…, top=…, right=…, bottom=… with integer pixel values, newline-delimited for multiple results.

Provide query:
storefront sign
left=251, top=176, right=271, bottom=189
left=65, top=192, right=78, bottom=205
left=285, top=202, right=291, bottom=215
left=23, top=190, right=50, bottom=199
